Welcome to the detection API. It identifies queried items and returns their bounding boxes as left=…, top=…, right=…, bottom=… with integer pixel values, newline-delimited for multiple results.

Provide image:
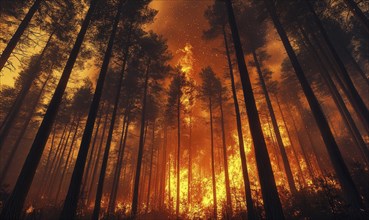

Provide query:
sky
left=147, top=0, right=229, bottom=79
left=146, top=0, right=287, bottom=82
left=0, top=0, right=288, bottom=87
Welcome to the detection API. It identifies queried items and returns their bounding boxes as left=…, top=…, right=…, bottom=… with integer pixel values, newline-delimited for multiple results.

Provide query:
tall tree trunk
left=46, top=119, right=75, bottom=199
left=252, top=50, right=297, bottom=194
left=87, top=110, right=110, bottom=206
left=55, top=118, right=81, bottom=202
left=343, top=0, right=369, bottom=33
left=308, top=27, right=369, bottom=133
left=300, top=29, right=369, bottom=165
left=108, top=116, right=129, bottom=214
left=219, top=91, right=232, bottom=216
left=91, top=21, right=129, bottom=220
left=0, top=1, right=98, bottom=218
left=225, top=1, right=285, bottom=218
left=38, top=124, right=68, bottom=199
left=187, top=117, right=192, bottom=208
left=265, top=0, right=364, bottom=210
left=275, top=95, right=314, bottom=180
left=59, top=2, right=122, bottom=218
left=209, top=97, right=217, bottom=219
left=0, top=71, right=51, bottom=183
left=304, top=0, right=369, bottom=125
left=294, top=101, right=326, bottom=175
left=81, top=102, right=105, bottom=197
left=266, top=115, right=282, bottom=172
left=132, top=61, right=151, bottom=216
left=0, top=0, right=43, bottom=71
left=0, top=29, right=55, bottom=150
left=176, top=80, right=181, bottom=217
left=159, top=125, right=168, bottom=209
left=146, top=121, right=156, bottom=213
left=222, top=26, right=255, bottom=220
left=275, top=95, right=306, bottom=187
left=34, top=124, right=56, bottom=204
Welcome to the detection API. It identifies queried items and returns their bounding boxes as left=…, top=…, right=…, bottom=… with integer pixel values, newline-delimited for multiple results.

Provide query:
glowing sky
left=147, top=0, right=227, bottom=79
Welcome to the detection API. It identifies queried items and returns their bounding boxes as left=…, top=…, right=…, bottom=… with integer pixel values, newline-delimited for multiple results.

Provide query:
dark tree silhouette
left=225, top=0, right=285, bottom=218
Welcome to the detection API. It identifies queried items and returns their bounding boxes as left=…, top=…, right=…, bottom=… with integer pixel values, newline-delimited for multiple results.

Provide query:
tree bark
left=91, top=17, right=129, bottom=220
left=222, top=25, right=255, bottom=220
left=38, top=123, right=68, bottom=199
left=0, top=29, right=55, bottom=150
left=225, top=1, right=285, bottom=218
left=304, top=0, right=369, bottom=126
left=80, top=101, right=105, bottom=198
left=209, top=97, right=217, bottom=219
left=265, top=0, right=364, bottom=210
left=252, top=50, right=297, bottom=194
left=132, top=60, right=151, bottom=216
left=300, top=28, right=369, bottom=165
left=86, top=109, right=110, bottom=205
left=0, top=1, right=98, bottom=218
left=59, top=1, right=122, bottom=218
left=0, top=71, right=51, bottom=183
left=108, top=116, right=129, bottom=214
left=219, top=90, right=232, bottom=216
left=176, top=78, right=181, bottom=217
left=146, top=121, right=156, bottom=213
left=55, top=117, right=80, bottom=202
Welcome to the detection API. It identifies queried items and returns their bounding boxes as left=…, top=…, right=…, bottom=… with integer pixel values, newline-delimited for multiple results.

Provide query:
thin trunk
left=176, top=81, right=181, bottom=217
left=108, top=116, right=129, bottom=214
left=304, top=0, right=369, bottom=126
left=46, top=120, right=74, bottom=199
left=343, top=0, right=369, bottom=33
left=168, top=148, right=172, bottom=210
left=219, top=92, right=232, bottom=215
left=252, top=50, right=297, bottom=194
left=285, top=102, right=315, bottom=178
left=159, top=125, right=168, bottom=209
left=146, top=121, right=156, bottom=213
left=222, top=25, right=255, bottom=220
left=226, top=1, right=285, bottom=218
left=81, top=102, right=105, bottom=197
left=0, top=0, right=43, bottom=71
left=266, top=115, right=282, bottom=172
left=60, top=1, right=122, bottom=218
left=0, top=29, right=55, bottom=150
left=92, top=22, right=128, bottom=220
left=38, top=124, right=68, bottom=198
left=265, top=0, right=364, bottom=210
left=300, top=29, right=369, bottom=165
left=209, top=97, right=217, bottom=219
left=132, top=61, right=150, bottom=216
left=87, top=110, right=110, bottom=205
left=187, top=117, right=192, bottom=208
left=0, top=1, right=98, bottom=218
left=34, top=124, right=56, bottom=203
left=55, top=118, right=80, bottom=202
left=0, top=71, right=50, bottom=183
left=293, top=101, right=325, bottom=175
left=308, top=27, right=369, bottom=133
left=275, top=95, right=306, bottom=187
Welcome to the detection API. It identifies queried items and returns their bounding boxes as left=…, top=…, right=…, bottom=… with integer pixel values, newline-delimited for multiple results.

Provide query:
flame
left=177, top=43, right=194, bottom=75
left=176, top=43, right=196, bottom=126
left=106, top=125, right=319, bottom=218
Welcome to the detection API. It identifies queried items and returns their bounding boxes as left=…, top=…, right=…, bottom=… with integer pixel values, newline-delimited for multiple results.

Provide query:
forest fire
left=0, top=0, right=369, bottom=219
